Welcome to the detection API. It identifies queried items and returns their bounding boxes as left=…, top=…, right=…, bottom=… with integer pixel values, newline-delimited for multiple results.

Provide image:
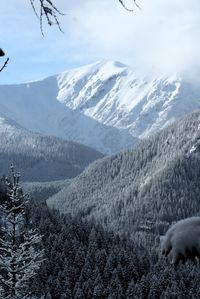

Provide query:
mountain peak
left=0, top=60, right=200, bottom=154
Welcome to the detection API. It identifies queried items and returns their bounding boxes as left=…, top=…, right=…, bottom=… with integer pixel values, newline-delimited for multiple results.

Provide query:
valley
left=1, top=61, right=200, bottom=298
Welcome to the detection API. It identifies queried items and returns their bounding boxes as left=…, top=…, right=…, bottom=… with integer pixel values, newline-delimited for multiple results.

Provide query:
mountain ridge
left=1, top=60, right=200, bottom=154
left=0, top=72, right=135, bottom=154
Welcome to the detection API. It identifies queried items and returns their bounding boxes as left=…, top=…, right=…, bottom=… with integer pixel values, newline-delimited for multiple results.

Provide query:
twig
left=0, top=58, right=9, bottom=73
left=119, top=0, right=141, bottom=12
left=133, top=0, right=141, bottom=9
left=30, top=0, right=64, bottom=36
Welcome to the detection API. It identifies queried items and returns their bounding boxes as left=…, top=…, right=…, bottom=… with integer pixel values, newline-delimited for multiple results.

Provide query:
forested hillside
left=48, top=111, right=200, bottom=242
left=23, top=179, right=71, bottom=201
left=28, top=196, right=200, bottom=298
left=0, top=114, right=103, bottom=181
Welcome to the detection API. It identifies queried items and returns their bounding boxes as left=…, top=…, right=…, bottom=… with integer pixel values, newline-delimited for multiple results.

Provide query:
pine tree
left=126, top=280, right=136, bottom=298
left=0, top=166, right=44, bottom=299
left=93, top=273, right=104, bottom=298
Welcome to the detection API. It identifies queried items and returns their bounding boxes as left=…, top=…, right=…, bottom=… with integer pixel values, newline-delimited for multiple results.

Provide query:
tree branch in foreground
left=0, top=57, right=9, bottom=73
left=119, top=0, right=141, bottom=11
left=30, top=0, right=64, bottom=35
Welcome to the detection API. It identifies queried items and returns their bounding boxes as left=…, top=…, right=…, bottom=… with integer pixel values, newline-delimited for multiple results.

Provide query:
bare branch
left=30, top=0, right=64, bottom=35
left=133, top=0, right=141, bottom=9
left=118, top=0, right=141, bottom=11
left=0, top=58, right=9, bottom=73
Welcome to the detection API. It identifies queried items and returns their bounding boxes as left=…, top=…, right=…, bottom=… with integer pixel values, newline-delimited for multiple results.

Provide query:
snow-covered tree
left=0, top=166, right=44, bottom=299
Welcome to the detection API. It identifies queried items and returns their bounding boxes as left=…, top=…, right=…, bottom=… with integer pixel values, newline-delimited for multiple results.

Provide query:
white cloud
left=1, top=0, right=200, bottom=83
left=63, top=0, right=200, bottom=78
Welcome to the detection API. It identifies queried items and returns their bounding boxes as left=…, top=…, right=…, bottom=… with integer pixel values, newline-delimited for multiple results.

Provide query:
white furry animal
left=160, top=217, right=200, bottom=264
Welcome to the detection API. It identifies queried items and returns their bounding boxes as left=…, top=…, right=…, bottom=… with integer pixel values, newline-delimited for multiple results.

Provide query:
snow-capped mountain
left=57, top=60, right=200, bottom=139
left=1, top=60, right=200, bottom=154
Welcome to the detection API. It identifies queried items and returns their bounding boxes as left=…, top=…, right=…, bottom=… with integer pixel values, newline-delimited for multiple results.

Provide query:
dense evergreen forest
left=0, top=177, right=200, bottom=298
left=29, top=196, right=200, bottom=298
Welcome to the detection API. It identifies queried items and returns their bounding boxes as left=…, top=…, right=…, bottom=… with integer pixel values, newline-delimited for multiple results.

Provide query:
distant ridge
left=0, top=114, right=103, bottom=182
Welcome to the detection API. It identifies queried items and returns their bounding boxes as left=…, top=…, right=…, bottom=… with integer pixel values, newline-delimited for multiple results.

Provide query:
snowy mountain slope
left=57, top=60, right=200, bottom=139
left=0, top=114, right=103, bottom=181
left=0, top=74, right=135, bottom=155
left=1, top=60, right=200, bottom=154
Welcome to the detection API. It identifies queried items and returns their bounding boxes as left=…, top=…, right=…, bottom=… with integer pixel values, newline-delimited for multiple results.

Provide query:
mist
left=64, top=0, right=200, bottom=79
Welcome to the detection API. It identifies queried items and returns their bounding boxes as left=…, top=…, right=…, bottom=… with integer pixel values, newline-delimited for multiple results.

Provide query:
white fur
left=160, top=217, right=200, bottom=264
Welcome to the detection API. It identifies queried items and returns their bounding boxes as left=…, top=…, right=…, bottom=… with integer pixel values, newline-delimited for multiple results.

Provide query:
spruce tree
left=0, top=166, right=44, bottom=299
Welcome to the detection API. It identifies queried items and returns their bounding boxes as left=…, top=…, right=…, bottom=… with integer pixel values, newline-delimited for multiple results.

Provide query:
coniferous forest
left=1, top=171, right=200, bottom=298
left=0, top=111, right=200, bottom=298
left=20, top=192, right=200, bottom=298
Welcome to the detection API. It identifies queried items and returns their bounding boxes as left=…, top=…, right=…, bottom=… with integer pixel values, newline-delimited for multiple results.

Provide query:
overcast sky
left=0, top=0, right=200, bottom=84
